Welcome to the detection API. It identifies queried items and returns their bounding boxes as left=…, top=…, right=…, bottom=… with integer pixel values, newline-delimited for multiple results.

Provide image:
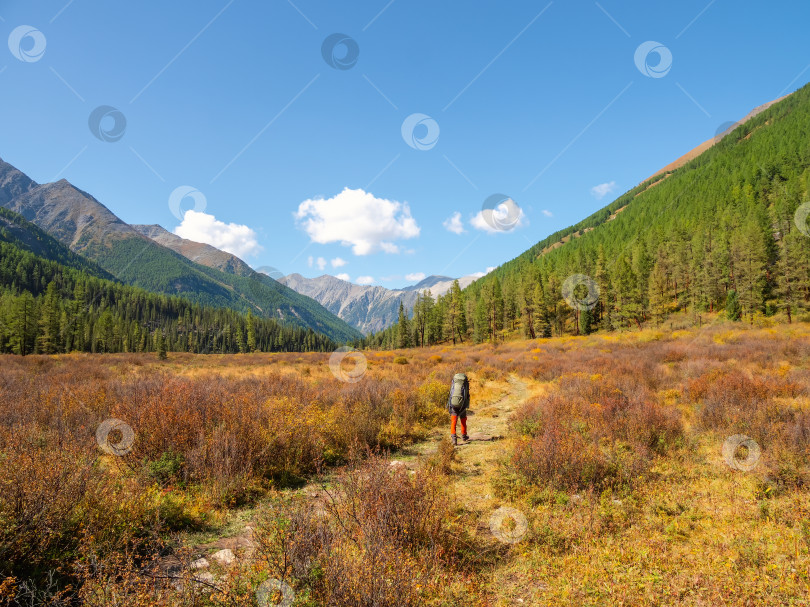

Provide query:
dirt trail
left=443, top=375, right=529, bottom=511
left=395, top=375, right=532, bottom=512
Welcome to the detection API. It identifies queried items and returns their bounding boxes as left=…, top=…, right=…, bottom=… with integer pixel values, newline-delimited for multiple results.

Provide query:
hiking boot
left=462, top=434, right=469, bottom=442
left=451, top=434, right=458, bottom=446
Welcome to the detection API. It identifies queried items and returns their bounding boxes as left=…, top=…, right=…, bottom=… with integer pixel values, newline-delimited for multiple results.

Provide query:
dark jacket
left=447, top=378, right=470, bottom=414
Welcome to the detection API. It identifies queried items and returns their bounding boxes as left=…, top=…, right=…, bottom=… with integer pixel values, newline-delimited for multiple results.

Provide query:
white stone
left=211, top=548, right=236, bottom=566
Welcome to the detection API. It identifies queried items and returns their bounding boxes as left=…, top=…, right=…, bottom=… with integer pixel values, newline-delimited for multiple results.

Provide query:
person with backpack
left=447, top=372, right=470, bottom=446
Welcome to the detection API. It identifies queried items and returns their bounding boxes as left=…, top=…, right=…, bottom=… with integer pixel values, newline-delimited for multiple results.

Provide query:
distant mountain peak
left=279, top=273, right=479, bottom=334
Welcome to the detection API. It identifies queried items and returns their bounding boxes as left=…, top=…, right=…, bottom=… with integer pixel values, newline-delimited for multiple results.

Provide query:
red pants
left=451, top=414, right=467, bottom=436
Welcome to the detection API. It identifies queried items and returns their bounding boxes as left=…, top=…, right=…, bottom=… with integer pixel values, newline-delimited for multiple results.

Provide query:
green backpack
left=450, top=373, right=468, bottom=412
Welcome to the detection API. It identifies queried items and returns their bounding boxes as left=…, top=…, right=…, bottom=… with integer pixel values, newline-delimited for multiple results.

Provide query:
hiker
left=447, top=372, right=470, bottom=446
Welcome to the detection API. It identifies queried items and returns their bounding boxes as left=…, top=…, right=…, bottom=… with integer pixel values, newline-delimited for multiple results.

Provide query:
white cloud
left=307, top=256, right=314, bottom=267
left=316, top=256, right=327, bottom=271
left=174, top=210, right=262, bottom=258
left=330, top=257, right=347, bottom=268
left=356, top=275, right=375, bottom=285
left=295, top=188, right=420, bottom=255
left=470, top=199, right=526, bottom=233
left=443, top=211, right=465, bottom=234
left=335, top=273, right=350, bottom=281
left=542, top=209, right=553, bottom=217
left=591, top=181, right=617, bottom=199
left=405, top=272, right=426, bottom=282
left=470, top=266, right=497, bottom=278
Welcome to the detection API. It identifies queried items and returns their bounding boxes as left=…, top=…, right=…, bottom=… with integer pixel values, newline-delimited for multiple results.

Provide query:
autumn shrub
left=0, top=350, right=443, bottom=599
left=688, top=368, right=810, bottom=485
left=511, top=373, right=682, bottom=490
left=254, top=451, right=455, bottom=607
left=415, top=377, right=451, bottom=427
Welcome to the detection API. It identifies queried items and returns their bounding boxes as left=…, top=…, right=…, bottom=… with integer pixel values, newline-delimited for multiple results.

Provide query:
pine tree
left=10, top=292, right=36, bottom=356
left=246, top=311, right=257, bottom=352
left=397, top=300, right=410, bottom=348
left=37, top=280, right=62, bottom=354
left=156, top=330, right=168, bottom=359
left=726, top=289, right=742, bottom=321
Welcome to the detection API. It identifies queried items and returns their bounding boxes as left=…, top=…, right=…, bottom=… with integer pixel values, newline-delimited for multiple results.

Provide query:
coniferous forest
left=360, top=84, right=810, bottom=349
left=0, top=239, right=337, bottom=355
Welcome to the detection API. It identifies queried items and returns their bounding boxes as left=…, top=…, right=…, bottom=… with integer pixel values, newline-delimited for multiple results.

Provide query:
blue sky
left=1, top=1, right=809, bottom=288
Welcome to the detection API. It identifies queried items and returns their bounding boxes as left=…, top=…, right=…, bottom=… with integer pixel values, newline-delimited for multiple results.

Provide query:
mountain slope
left=132, top=224, right=256, bottom=277
left=0, top=158, right=361, bottom=343
left=459, top=84, right=810, bottom=338
left=647, top=95, right=788, bottom=181
left=280, top=274, right=477, bottom=335
left=0, top=206, right=115, bottom=280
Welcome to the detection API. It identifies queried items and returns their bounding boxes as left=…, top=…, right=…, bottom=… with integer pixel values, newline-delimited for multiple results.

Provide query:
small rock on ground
left=211, top=548, right=236, bottom=566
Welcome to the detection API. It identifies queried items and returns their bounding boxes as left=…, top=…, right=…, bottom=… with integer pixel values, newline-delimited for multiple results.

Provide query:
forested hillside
left=0, top=239, right=337, bottom=355
left=362, top=85, right=810, bottom=348
left=0, top=163, right=362, bottom=343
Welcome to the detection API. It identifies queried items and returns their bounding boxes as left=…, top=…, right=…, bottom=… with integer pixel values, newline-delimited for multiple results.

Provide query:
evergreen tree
left=396, top=300, right=410, bottom=348
left=726, top=289, right=742, bottom=321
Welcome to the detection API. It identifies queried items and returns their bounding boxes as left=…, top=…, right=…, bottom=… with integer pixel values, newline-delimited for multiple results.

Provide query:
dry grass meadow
left=3, top=320, right=810, bottom=605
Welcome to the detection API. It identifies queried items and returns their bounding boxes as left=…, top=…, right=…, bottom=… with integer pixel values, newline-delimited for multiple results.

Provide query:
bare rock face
left=190, top=557, right=210, bottom=570
left=279, top=273, right=479, bottom=335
